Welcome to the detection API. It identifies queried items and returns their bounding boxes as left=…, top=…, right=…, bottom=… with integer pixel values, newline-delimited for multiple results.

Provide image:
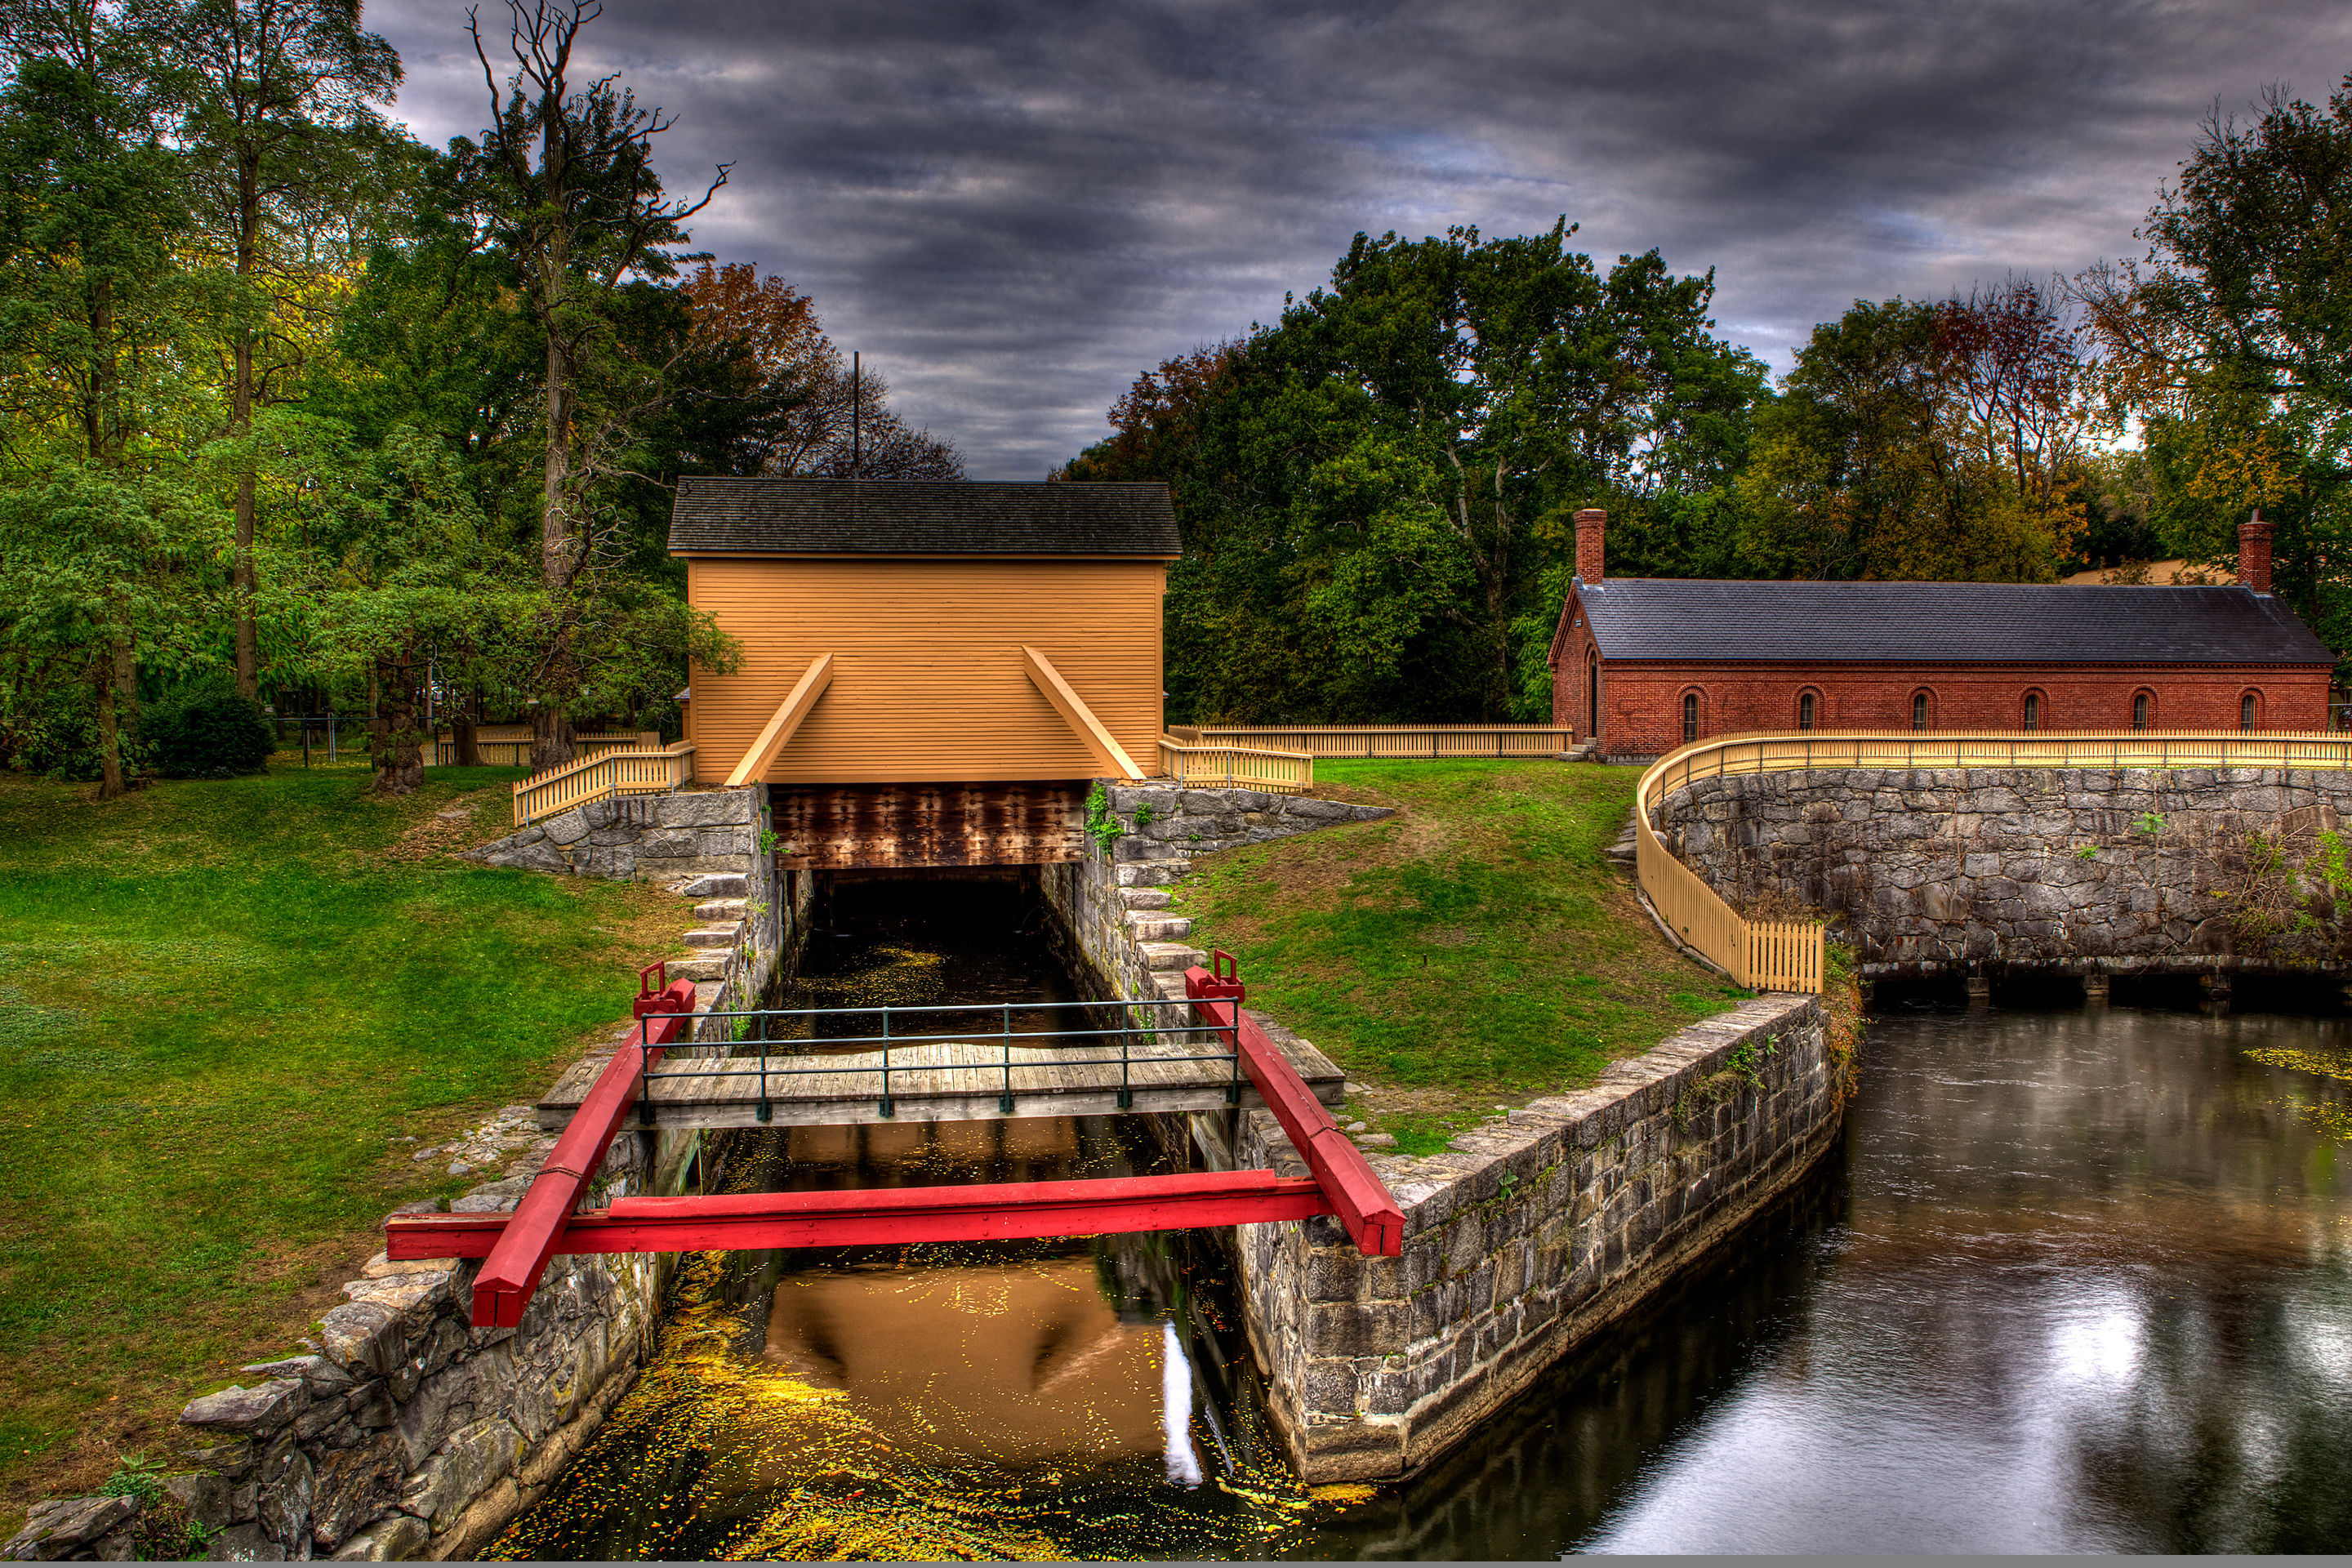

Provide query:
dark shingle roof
left=668, top=479, right=1180, bottom=557
left=1579, top=578, right=2335, bottom=666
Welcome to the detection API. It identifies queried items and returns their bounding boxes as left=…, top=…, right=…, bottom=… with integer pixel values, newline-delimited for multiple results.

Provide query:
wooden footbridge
left=530, top=977, right=1344, bottom=1129
left=387, top=957, right=1401, bottom=1328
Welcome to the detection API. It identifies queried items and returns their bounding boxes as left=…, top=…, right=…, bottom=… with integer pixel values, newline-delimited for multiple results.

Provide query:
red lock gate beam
left=387, top=1168, right=1332, bottom=1262
left=1186, top=954, right=1404, bottom=1257
left=462, top=964, right=697, bottom=1328
left=392, top=955, right=1404, bottom=1328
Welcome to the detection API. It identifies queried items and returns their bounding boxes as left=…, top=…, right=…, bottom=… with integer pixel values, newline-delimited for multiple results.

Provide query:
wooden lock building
left=669, top=478, right=1181, bottom=870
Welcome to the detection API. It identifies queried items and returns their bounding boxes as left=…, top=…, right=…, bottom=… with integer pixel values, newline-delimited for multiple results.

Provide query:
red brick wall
left=1546, top=588, right=2331, bottom=755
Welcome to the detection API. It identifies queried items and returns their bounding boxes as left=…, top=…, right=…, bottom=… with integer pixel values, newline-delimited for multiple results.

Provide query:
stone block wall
left=1040, top=782, right=1391, bottom=1000
left=1231, top=993, right=1835, bottom=1482
left=1, top=1134, right=664, bottom=1563
left=10, top=786, right=816, bottom=1564
left=1656, top=765, right=2352, bottom=976
left=466, top=789, right=756, bottom=883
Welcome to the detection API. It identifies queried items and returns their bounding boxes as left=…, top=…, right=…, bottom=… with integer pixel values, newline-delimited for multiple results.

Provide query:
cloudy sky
left=368, top=0, right=2352, bottom=478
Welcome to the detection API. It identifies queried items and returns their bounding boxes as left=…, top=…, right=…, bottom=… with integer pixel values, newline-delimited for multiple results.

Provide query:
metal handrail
left=634, top=996, right=1245, bottom=1121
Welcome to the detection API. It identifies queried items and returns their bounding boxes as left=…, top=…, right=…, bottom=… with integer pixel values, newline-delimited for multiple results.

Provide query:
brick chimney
left=1575, top=508, right=1606, bottom=586
left=2239, top=510, right=2273, bottom=594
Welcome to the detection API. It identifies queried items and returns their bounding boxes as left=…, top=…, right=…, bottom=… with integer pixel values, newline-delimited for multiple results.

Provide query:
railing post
left=1000, top=1003, right=1015, bottom=1114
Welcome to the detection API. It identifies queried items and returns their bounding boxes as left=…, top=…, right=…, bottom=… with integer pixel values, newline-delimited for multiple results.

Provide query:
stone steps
left=1138, top=941, right=1208, bottom=973
left=1119, top=888, right=1174, bottom=911
left=1559, top=739, right=1601, bottom=762
left=693, top=898, right=746, bottom=922
left=1150, top=971, right=1192, bottom=1000
left=1126, top=912, right=1194, bottom=942
left=663, top=951, right=732, bottom=982
left=674, top=871, right=748, bottom=898
left=1606, top=810, right=1638, bottom=872
left=681, top=924, right=742, bottom=949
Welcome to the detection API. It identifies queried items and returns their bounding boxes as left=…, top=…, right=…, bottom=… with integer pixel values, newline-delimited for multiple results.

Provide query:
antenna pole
left=851, top=351, right=860, bottom=478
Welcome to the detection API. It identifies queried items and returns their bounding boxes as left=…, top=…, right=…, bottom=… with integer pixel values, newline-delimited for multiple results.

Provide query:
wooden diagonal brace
left=724, top=652, right=835, bottom=788
left=1021, top=644, right=1144, bottom=781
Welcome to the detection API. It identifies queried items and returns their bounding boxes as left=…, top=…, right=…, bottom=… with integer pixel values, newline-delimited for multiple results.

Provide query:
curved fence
left=513, top=741, right=697, bottom=826
left=1157, top=735, right=1315, bottom=794
left=1634, top=727, right=2352, bottom=994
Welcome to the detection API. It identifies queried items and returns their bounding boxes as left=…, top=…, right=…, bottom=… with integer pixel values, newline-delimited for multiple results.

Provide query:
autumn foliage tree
left=2074, top=73, right=2352, bottom=660
left=681, top=261, right=961, bottom=481
left=1738, top=279, right=2096, bottom=583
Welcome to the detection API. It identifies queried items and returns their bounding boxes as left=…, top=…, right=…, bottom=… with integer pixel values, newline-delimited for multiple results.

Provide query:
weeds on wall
left=1084, top=783, right=1124, bottom=855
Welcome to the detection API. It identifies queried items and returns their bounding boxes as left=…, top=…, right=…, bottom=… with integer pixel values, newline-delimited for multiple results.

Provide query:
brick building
left=1548, top=510, right=2337, bottom=760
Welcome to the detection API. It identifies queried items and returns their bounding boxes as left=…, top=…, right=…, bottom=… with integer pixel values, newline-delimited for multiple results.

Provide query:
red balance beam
left=464, top=965, right=697, bottom=1328
left=1187, top=955, right=1405, bottom=1257
left=387, top=1169, right=1331, bottom=1259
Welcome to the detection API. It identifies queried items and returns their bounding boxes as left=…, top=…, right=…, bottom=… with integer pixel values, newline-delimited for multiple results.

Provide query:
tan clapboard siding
left=688, top=557, right=1167, bottom=784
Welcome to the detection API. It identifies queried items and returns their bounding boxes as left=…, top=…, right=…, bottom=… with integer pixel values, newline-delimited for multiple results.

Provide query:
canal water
left=489, top=877, right=2352, bottom=1559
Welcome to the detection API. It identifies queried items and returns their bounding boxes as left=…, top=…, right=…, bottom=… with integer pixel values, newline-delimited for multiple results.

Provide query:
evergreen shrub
left=149, top=690, right=274, bottom=777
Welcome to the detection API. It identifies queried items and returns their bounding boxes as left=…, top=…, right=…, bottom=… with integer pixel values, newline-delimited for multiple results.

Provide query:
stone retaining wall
left=8, top=790, right=803, bottom=1564
left=7, top=1133, right=664, bottom=1562
left=1656, top=766, right=2352, bottom=976
left=1231, top=992, right=1837, bottom=1481
left=1040, top=782, right=1392, bottom=1001
left=467, top=789, right=756, bottom=884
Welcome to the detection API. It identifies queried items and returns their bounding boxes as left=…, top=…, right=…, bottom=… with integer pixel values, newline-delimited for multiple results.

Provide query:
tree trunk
left=232, top=145, right=262, bottom=701
left=96, top=644, right=126, bottom=799
left=371, top=650, right=426, bottom=795
left=530, top=706, right=573, bottom=771
left=454, top=714, right=480, bottom=768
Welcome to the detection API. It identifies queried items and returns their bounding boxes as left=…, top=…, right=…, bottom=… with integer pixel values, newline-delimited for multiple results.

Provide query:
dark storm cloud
left=368, top=0, right=2352, bottom=476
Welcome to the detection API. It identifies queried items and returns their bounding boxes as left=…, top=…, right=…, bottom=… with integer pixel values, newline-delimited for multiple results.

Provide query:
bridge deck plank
left=535, top=1026, right=1343, bottom=1129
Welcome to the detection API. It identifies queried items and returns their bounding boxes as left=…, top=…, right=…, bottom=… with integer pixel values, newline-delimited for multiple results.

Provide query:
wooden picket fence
left=432, top=728, right=660, bottom=768
left=1170, top=723, right=1576, bottom=759
left=1633, top=726, right=2352, bottom=995
left=1157, top=735, right=1315, bottom=794
left=512, top=742, right=697, bottom=826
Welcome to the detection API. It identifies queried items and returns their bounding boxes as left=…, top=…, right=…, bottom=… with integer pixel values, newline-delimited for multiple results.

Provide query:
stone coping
left=1254, top=993, right=1822, bottom=1234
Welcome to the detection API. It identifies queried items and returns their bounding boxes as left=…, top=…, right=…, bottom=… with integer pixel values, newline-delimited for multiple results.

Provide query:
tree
left=0, top=0, right=218, bottom=794
left=158, top=0, right=401, bottom=702
left=1067, top=224, right=1762, bottom=722
left=2074, top=74, right=2352, bottom=659
left=461, top=0, right=726, bottom=766
left=679, top=261, right=962, bottom=481
left=1737, top=285, right=2091, bottom=584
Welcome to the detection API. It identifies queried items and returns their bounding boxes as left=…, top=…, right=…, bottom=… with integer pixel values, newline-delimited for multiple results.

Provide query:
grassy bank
left=1170, top=760, right=1748, bottom=1154
left=0, top=763, right=684, bottom=1516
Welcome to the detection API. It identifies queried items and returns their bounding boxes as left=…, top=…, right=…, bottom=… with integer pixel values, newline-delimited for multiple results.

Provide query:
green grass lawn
left=1169, top=760, right=1750, bottom=1154
left=0, top=761, right=684, bottom=1517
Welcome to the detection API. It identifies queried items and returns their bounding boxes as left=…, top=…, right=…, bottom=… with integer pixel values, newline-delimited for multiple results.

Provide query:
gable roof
left=668, top=478, right=1181, bottom=558
left=1575, top=577, right=2336, bottom=666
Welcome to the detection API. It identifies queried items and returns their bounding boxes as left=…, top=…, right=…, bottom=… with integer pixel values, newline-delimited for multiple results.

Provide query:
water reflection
left=492, top=1101, right=1343, bottom=1558
left=1286, top=1000, right=2352, bottom=1557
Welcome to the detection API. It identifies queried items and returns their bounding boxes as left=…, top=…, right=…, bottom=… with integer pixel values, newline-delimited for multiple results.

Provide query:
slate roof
left=668, top=478, right=1181, bottom=557
left=1577, top=578, right=2336, bottom=666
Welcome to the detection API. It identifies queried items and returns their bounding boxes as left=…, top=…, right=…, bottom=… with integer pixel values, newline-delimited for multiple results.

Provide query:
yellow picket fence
left=433, top=729, right=659, bottom=768
left=512, top=742, right=697, bottom=826
left=1172, top=723, right=1576, bottom=759
left=1634, top=726, right=2352, bottom=995
left=1156, top=735, right=1315, bottom=794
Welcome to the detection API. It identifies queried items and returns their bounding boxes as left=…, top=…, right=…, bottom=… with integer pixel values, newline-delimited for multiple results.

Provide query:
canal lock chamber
left=485, top=871, right=1359, bottom=1561
left=487, top=873, right=2352, bottom=1558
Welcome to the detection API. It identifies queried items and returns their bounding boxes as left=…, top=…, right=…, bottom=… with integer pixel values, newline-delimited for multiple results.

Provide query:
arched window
left=1911, top=690, right=1932, bottom=731
left=1682, top=691, right=1700, bottom=744
left=2240, top=690, right=2261, bottom=731
left=1587, top=649, right=1599, bottom=739
left=2132, top=691, right=2152, bottom=730
left=1797, top=691, right=1817, bottom=732
left=2021, top=691, right=2042, bottom=732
